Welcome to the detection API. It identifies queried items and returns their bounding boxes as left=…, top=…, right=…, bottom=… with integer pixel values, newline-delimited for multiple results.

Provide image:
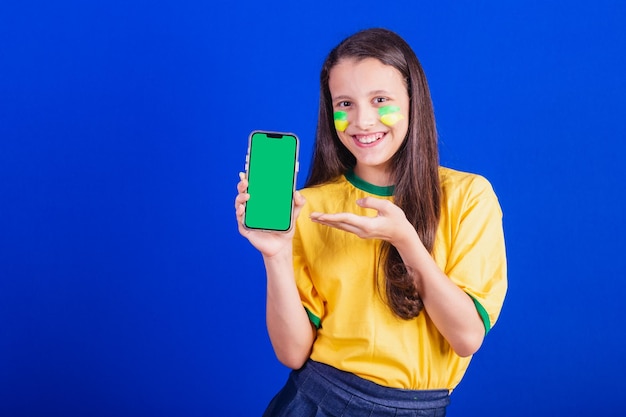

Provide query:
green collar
left=345, top=170, right=395, bottom=196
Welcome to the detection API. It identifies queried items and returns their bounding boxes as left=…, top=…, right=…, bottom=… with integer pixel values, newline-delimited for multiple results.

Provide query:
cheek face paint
left=334, top=111, right=349, bottom=132
left=379, top=105, right=404, bottom=127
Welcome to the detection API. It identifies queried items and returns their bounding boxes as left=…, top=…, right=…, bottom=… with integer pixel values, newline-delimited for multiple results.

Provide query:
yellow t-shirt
left=293, top=167, right=507, bottom=390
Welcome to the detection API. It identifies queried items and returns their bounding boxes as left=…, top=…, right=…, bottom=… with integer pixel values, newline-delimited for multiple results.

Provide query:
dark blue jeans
left=262, top=360, right=450, bottom=417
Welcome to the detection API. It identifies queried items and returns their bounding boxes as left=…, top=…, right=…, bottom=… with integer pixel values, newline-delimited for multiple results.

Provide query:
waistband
left=295, top=359, right=450, bottom=410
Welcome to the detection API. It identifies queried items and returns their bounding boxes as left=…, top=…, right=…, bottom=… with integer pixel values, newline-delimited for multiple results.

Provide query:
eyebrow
left=332, top=95, right=351, bottom=102
left=332, top=90, right=393, bottom=102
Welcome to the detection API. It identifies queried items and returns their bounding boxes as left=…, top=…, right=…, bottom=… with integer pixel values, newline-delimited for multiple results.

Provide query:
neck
left=353, top=165, right=393, bottom=187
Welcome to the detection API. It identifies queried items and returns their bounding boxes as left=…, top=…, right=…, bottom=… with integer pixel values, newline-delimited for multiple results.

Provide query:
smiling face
left=328, top=57, right=410, bottom=186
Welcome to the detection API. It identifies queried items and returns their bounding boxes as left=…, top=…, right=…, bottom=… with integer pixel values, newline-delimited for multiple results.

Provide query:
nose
left=353, top=106, right=377, bottom=130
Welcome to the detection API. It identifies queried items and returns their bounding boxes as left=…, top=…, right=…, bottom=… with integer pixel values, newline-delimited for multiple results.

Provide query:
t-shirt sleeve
left=293, top=223, right=324, bottom=329
left=446, top=175, right=508, bottom=334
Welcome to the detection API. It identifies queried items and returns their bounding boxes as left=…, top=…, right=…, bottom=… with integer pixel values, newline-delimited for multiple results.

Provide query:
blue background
left=1, top=1, right=625, bottom=416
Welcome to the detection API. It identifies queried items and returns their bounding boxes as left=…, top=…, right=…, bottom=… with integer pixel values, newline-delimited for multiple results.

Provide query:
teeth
left=355, top=133, right=382, bottom=144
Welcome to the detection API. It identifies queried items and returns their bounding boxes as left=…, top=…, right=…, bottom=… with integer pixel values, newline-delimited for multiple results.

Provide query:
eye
left=374, top=97, right=388, bottom=104
left=336, top=100, right=352, bottom=108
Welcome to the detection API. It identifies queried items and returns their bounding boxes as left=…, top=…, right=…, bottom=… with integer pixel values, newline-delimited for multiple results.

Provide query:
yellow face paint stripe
left=379, top=105, right=404, bottom=127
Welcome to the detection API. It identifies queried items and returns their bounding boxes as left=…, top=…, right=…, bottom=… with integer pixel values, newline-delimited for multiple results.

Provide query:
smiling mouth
left=354, top=132, right=384, bottom=144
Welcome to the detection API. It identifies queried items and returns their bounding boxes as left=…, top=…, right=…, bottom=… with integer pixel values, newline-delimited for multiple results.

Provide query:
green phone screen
left=244, top=131, right=299, bottom=231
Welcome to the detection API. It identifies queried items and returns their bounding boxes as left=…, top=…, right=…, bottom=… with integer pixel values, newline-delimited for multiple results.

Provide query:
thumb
left=356, top=196, right=389, bottom=213
left=292, top=191, right=307, bottom=217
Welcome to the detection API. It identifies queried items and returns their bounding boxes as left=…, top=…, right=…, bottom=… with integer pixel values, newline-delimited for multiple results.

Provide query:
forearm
left=394, top=229, right=485, bottom=357
left=263, top=249, right=316, bottom=369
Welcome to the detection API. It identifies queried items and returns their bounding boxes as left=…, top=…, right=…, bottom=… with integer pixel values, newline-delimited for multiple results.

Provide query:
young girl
left=235, top=28, right=507, bottom=417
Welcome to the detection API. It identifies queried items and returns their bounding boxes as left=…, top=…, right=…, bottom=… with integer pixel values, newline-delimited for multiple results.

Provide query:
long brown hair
left=305, top=28, right=441, bottom=319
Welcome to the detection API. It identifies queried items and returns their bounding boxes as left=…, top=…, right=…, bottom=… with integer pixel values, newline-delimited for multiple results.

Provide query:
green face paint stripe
left=378, top=105, right=401, bottom=116
left=334, top=111, right=348, bottom=121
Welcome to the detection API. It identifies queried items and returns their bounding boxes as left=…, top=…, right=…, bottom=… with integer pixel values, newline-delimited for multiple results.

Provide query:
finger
left=293, top=190, right=306, bottom=208
left=310, top=217, right=366, bottom=237
left=356, top=196, right=391, bottom=213
left=235, top=197, right=247, bottom=216
left=235, top=201, right=251, bottom=237
left=311, top=211, right=360, bottom=223
left=237, top=218, right=250, bottom=237
left=291, top=191, right=307, bottom=222
left=237, top=175, right=249, bottom=193
left=310, top=212, right=368, bottom=230
left=234, top=192, right=250, bottom=209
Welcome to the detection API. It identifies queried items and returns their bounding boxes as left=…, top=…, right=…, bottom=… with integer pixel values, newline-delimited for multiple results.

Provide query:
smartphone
left=244, top=130, right=299, bottom=232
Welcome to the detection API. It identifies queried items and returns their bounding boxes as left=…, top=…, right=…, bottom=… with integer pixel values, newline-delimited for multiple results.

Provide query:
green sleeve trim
left=304, top=307, right=321, bottom=329
left=469, top=294, right=492, bottom=334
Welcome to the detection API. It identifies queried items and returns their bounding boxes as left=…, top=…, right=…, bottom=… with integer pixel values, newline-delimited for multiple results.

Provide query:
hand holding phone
left=243, top=130, right=299, bottom=232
